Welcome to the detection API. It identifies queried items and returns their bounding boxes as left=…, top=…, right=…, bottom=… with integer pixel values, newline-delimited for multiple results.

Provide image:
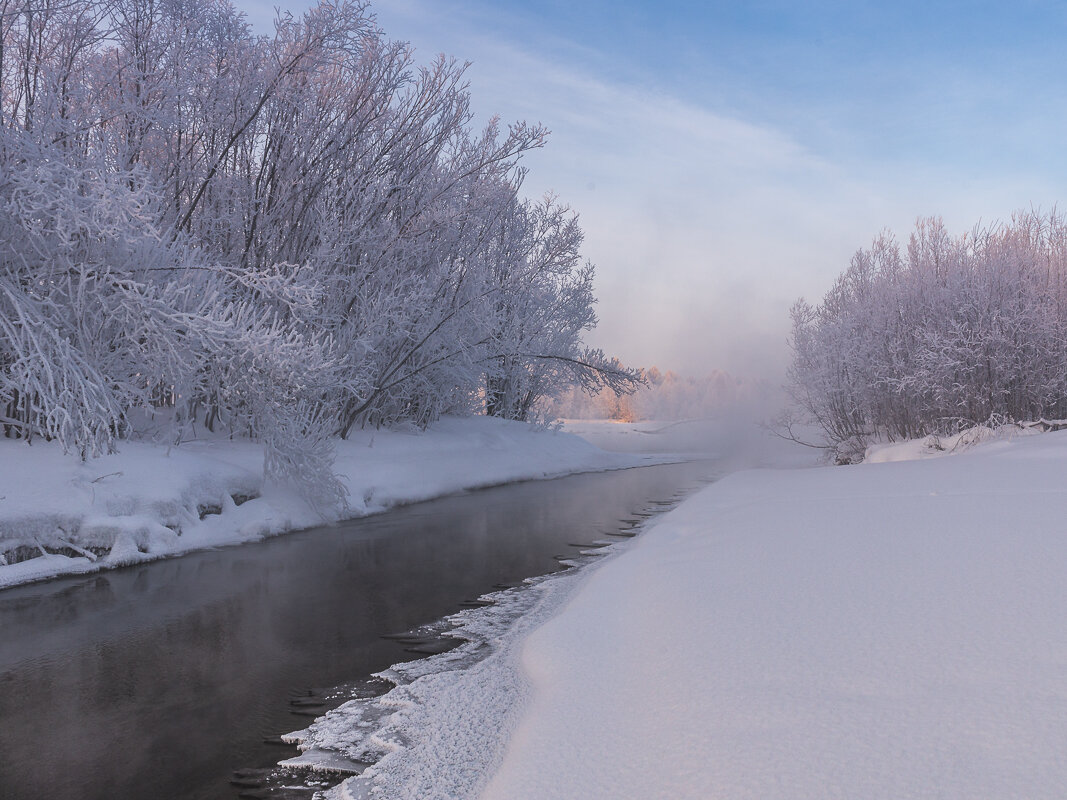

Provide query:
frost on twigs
left=0, top=0, right=628, bottom=490
left=263, top=403, right=349, bottom=515
left=788, top=213, right=1067, bottom=461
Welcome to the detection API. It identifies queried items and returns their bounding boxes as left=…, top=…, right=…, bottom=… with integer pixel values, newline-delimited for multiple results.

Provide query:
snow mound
left=863, top=422, right=1049, bottom=463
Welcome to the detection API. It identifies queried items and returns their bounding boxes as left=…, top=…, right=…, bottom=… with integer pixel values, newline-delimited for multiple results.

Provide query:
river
left=0, top=460, right=715, bottom=800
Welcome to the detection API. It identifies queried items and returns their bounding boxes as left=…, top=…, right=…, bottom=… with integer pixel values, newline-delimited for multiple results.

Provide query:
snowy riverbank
left=481, top=426, right=1067, bottom=799
left=270, top=417, right=808, bottom=797
left=303, top=423, right=1067, bottom=799
left=0, top=416, right=669, bottom=590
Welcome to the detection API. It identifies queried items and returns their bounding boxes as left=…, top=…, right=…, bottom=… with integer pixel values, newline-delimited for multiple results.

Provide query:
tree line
left=0, top=0, right=637, bottom=498
left=788, top=212, right=1067, bottom=461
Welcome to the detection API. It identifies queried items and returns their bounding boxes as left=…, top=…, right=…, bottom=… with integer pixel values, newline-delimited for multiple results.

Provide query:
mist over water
left=0, top=463, right=714, bottom=800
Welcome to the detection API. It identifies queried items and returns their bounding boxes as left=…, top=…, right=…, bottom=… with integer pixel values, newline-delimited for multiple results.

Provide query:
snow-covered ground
left=300, top=423, right=1067, bottom=799
left=274, top=417, right=804, bottom=797
left=482, top=426, right=1067, bottom=799
left=862, top=420, right=1047, bottom=463
left=0, top=416, right=666, bottom=589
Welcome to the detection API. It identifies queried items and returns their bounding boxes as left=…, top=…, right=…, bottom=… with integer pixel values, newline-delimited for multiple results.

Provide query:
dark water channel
left=0, top=460, right=715, bottom=800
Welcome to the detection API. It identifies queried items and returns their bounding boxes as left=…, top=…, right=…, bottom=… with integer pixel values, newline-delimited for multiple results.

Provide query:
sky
left=236, top=0, right=1067, bottom=380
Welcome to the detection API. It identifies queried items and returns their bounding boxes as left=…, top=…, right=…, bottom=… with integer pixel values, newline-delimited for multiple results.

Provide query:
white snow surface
left=862, top=421, right=1044, bottom=463
left=0, top=416, right=660, bottom=589
left=284, top=418, right=812, bottom=799
left=289, top=561, right=592, bottom=800
left=480, top=427, right=1067, bottom=799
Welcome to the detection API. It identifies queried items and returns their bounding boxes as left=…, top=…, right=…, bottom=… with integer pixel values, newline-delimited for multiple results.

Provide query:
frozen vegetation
left=788, top=213, right=1067, bottom=461
left=547, top=367, right=774, bottom=422
left=4, top=0, right=1065, bottom=798
left=0, top=0, right=637, bottom=509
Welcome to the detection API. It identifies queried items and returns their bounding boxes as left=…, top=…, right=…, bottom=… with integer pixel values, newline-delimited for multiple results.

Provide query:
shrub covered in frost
left=789, top=213, right=1067, bottom=459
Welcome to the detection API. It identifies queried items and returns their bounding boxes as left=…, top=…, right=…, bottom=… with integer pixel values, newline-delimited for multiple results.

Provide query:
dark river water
left=0, top=460, right=715, bottom=800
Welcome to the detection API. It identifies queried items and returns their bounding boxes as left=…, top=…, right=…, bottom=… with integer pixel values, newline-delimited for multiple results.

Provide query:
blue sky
left=237, top=0, right=1067, bottom=378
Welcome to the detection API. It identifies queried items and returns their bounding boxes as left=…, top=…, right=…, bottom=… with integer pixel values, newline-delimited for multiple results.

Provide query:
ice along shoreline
left=257, top=465, right=716, bottom=799
left=0, top=416, right=681, bottom=591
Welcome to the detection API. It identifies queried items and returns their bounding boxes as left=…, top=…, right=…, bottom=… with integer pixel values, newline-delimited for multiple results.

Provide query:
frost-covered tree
left=0, top=0, right=628, bottom=499
left=482, top=193, right=640, bottom=422
left=546, top=367, right=765, bottom=422
left=789, top=212, right=1067, bottom=461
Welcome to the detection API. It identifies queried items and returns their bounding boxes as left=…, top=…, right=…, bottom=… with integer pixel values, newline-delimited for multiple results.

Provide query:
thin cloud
left=236, top=0, right=1066, bottom=381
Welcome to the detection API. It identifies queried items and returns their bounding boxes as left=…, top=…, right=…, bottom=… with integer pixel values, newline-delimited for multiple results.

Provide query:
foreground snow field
left=283, top=418, right=811, bottom=798
left=480, top=427, right=1067, bottom=799
left=297, top=424, right=1067, bottom=799
left=0, top=416, right=666, bottom=589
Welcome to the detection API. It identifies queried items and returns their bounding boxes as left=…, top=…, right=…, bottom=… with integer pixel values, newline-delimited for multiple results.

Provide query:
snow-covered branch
left=788, top=212, right=1067, bottom=461
left=0, top=0, right=626, bottom=502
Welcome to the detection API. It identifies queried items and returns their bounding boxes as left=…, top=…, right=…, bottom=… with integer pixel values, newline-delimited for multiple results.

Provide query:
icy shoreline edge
left=0, top=416, right=675, bottom=591
left=277, top=476, right=696, bottom=800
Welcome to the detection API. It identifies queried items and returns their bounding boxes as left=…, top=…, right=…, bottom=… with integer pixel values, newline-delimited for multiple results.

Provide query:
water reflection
left=0, top=461, right=713, bottom=800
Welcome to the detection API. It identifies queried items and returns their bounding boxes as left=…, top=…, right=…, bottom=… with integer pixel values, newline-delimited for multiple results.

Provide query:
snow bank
left=862, top=422, right=1047, bottom=463
left=480, top=427, right=1067, bottom=799
left=272, top=421, right=813, bottom=799
left=284, top=559, right=592, bottom=800
left=0, top=416, right=656, bottom=589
